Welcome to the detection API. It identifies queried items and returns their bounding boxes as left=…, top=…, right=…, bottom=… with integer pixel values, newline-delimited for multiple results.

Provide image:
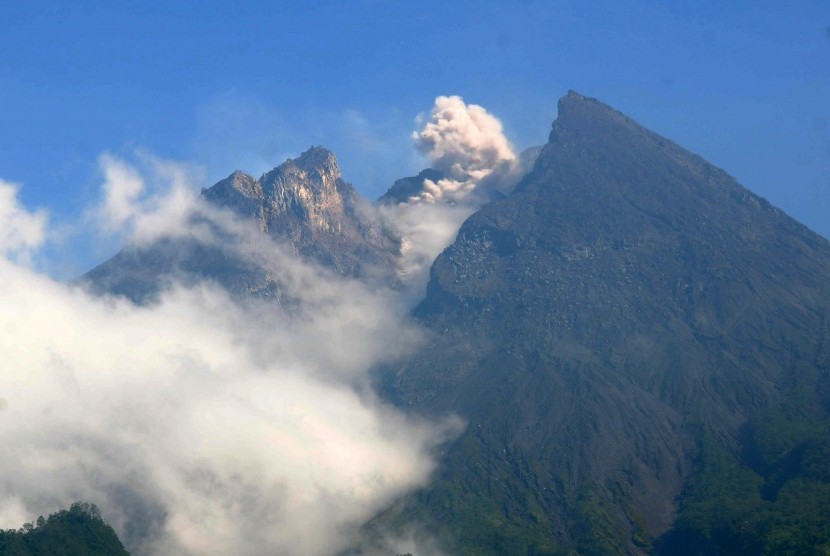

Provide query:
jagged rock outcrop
left=83, top=147, right=400, bottom=302
left=203, top=146, right=400, bottom=277
left=376, top=91, right=830, bottom=554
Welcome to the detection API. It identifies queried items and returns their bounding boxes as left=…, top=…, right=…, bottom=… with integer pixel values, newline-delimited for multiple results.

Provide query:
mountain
left=75, top=93, right=830, bottom=555
left=372, top=91, right=830, bottom=554
left=203, top=146, right=400, bottom=277
left=378, top=168, right=445, bottom=205
left=82, top=147, right=400, bottom=301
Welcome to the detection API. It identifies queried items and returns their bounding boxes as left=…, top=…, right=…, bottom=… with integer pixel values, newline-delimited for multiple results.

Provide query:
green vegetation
left=659, top=400, right=830, bottom=555
left=571, top=485, right=628, bottom=556
left=370, top=431, right=648, bottom=555
left=0, top=502, right=128, bottom=556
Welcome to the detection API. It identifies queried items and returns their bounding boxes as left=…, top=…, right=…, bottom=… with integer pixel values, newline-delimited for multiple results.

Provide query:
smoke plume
left=382, top=96, right=530, bottom=294
left=410, top=95, right=517, bottom=204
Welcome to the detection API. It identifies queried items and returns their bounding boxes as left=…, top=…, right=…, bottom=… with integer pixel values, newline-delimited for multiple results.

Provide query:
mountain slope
left=378, top=91, right=830, bottom=554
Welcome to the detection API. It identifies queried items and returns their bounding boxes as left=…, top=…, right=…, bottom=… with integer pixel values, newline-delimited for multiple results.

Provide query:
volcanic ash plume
left=380, top=96, right=521, bottom=293
left=410, top=95, right=516, bottom=204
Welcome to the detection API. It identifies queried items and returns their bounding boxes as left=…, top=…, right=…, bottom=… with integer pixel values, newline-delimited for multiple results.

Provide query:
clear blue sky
left=1, top=1, right=828, bottom=275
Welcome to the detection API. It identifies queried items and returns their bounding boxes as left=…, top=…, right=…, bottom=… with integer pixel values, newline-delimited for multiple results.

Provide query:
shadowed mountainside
left=76, top=92, right=830, bottom=555
left=373, top=91, right=830, bottom=554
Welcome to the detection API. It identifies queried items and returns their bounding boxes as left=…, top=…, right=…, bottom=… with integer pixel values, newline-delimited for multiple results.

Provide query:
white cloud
left=0, top=177, right=460, bottom=555
left=379, top=201, right=476, bottom=300
left=0, top=179, right=48, bottom=261
left=98, top=154, right=145, bottom=231
left=93, top=153, right=206, bottom=246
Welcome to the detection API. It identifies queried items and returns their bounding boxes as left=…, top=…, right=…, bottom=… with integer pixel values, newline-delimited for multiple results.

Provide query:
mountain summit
left=83, top=147, right=399, bottom=301
left=203, top=146, right=400, bottom=278
left=377, top=91, right=830, bottom=554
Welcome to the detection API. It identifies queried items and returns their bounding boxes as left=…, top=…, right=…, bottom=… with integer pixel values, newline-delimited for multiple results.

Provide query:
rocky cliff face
left=83, top=147, right=400, bottom=302
left=204, top=146, right=401, bottom=279
left=377, top=91, right=830, bottom=554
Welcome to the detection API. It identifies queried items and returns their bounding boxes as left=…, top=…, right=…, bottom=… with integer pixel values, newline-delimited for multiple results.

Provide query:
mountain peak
left=208, top=146, right=400, bottom=281
left=525, top=90, right=747, bottom=207
left=261, top=146, right=344, bottom=202
left=87, top=144, right=402, bottom=301
left=200, top=169, right=261, bottom=215
left=558, top=89, right=620, bottom=115
left=293, top=146, right=341, bottom=177
left=226, top=170, right=258, bottom=194
left=551, top=90, right=643, bottom=142
left=388, top=92, right=830, bottom=553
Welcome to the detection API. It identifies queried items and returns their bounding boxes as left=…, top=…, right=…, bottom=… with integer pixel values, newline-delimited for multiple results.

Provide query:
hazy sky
left=1, top=0, right=828, bottom=275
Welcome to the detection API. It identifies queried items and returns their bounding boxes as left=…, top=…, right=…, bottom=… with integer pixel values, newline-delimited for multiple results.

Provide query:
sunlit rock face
left=204, top=146, right=401, bottom=280
left=84, top=147, right=401, bottom=303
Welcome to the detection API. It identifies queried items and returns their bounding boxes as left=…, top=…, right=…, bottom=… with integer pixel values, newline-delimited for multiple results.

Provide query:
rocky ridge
left=83, top=147, right=400, bottom=301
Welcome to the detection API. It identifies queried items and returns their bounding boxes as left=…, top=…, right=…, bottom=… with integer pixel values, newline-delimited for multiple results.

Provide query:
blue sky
left=1, top=1, right=828, bottom=276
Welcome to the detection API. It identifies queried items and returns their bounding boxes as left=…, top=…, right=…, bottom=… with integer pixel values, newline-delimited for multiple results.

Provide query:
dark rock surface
left=377, top=91, right=830, bottom=554
left=78, top=92, right=830, bottom=554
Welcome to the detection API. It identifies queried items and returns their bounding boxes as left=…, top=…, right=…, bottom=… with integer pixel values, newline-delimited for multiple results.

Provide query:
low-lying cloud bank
left=0, top=173, right=459, bottom=556
left=0, top=94, right=528, bottom=554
